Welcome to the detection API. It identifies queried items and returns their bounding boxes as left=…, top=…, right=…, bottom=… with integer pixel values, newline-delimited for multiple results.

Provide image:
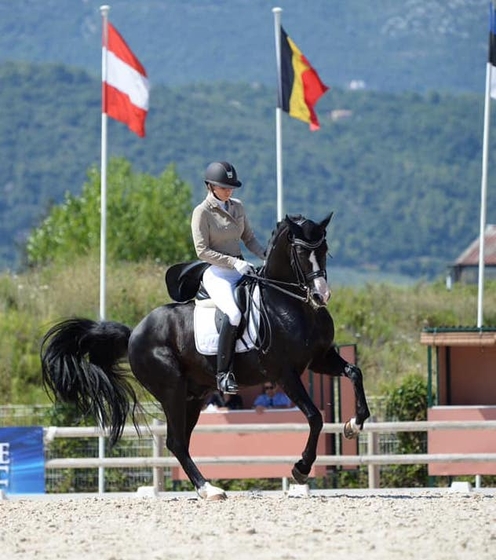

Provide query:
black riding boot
left=216, top=316, right=239, bottom=394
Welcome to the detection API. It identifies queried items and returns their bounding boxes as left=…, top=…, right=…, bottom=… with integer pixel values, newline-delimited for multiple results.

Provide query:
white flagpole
left=477, top=8, right=494, bottom=328
left=273, top=7, right=284, bottom=222
left=98, top=3, right=111, bottom=497
left=100, top=5, right=110, bottom=322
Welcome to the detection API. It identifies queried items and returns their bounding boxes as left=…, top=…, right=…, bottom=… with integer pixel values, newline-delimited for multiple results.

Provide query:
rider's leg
left=202, top=266, right=242, bottom=394
left=216, top=314, right=239, bottom=394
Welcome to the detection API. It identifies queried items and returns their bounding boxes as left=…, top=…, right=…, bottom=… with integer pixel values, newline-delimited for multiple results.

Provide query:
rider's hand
left=234, top=259, right=255, bottom=276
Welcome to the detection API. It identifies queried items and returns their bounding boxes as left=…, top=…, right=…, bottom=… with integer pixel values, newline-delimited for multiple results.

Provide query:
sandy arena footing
left=1, top=489, right=495, bottom=559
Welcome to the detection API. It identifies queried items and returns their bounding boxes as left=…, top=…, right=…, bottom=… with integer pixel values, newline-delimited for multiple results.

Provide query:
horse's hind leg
left=162, top=396, right=226, bottom=500
left=130, top=345, right=226, bottom=500
left=154, top=389, right=227, bottom=500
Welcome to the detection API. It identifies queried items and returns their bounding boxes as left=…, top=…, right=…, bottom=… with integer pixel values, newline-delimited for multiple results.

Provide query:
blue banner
left=0, top=426, right=45, bottom=494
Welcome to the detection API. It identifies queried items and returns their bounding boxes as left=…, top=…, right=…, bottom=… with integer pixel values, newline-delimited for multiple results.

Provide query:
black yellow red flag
left=279, top=26, right=329, bottom=130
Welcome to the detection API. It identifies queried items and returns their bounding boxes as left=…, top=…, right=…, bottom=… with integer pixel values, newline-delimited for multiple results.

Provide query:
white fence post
left=367, top=418, right=380, bottom=488
left=152, top=419, right=164, bottom=493
left=98, top=434, right=105, bottom=494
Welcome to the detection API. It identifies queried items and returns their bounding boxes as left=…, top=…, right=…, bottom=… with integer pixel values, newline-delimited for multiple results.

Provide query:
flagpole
left=477, top=4, right=495, bottom=328
left=100, top=4, right=110, bottom=322
left=273, top=7, right=284, bottom=222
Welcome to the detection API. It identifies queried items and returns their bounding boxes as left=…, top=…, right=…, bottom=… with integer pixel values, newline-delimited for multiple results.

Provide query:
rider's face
left=211, top=185, right=233, bottom=202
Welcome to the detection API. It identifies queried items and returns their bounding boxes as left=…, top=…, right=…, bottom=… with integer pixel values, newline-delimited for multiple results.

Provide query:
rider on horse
left=191, top=161, right=266, bottom=394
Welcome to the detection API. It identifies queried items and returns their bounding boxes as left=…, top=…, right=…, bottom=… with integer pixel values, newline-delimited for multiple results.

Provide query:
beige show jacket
left=191, top=192, right=265, bottom=268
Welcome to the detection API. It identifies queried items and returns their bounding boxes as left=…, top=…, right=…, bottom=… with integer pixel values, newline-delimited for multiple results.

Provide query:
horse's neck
left=264, top=243, right=295, bottom=283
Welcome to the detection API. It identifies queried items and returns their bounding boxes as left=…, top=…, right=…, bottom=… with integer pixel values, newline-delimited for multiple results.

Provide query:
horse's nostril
left=312, top=293, right=327, bottom=307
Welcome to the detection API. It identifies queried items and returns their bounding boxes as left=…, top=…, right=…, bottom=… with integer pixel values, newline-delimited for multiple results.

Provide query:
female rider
left=191, top=161, right=266, bottom=394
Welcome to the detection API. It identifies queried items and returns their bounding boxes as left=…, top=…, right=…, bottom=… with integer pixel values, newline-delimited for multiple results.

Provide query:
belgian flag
left=279, top=26, right=329, bottom=130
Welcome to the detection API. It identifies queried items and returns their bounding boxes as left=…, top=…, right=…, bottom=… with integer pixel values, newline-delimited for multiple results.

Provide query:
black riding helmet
left=204, top=161, right=242, bottom=189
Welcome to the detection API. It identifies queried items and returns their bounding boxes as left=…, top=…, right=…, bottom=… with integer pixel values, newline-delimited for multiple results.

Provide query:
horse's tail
left=40, top=317, right=138, bottom=446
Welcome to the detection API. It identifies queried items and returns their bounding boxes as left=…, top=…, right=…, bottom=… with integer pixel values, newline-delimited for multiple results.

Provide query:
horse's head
left=264, top=212, right=332, bottom=308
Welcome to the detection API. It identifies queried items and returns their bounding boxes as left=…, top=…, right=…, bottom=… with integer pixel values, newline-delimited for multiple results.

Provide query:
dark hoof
left=291, top=465, right=308, bottom=485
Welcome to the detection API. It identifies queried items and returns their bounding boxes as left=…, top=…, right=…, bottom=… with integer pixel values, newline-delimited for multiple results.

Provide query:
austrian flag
left=103, top=23, right=149, bottom=137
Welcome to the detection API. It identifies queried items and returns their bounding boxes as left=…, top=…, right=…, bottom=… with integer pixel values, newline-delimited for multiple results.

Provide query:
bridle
left=243, top=228, right=328, bottom=353
left=249, top=231, right=328, bottom=307
left=290, top=233, right=327, bottom=285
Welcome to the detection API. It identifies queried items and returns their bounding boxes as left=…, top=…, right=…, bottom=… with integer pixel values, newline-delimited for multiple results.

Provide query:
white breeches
left=202, top=265, right=243, bottom=326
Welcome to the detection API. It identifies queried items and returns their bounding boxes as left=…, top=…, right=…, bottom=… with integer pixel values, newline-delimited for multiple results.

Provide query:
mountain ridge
left=0, top=0, right=489, bottom=93
left=1, top=1, right=495, bottom=281
left=1, top=62, right=494, bottom=280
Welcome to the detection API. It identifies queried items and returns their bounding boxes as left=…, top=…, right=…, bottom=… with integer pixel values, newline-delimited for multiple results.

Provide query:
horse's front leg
left=281, top=374, right=323, bottom=485
left=342, top=362, right=371, bottom=438
left=310, top=347, right=371, bottom=440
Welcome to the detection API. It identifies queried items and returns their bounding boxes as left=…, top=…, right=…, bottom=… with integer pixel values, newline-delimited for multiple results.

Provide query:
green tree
left=25, top=157, right=195, bottom=266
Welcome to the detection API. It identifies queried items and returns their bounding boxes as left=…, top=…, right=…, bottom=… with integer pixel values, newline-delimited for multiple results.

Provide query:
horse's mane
left=265, top=218, right=289, bottom=258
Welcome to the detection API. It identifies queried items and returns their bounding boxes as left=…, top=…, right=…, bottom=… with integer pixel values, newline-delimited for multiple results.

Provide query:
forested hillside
left=1, top=62, right=496, bottom=279
left=0, top=0, right=490, bottom=94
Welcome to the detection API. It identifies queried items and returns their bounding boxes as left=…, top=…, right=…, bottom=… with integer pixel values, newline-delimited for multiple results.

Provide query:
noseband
left=290, top=234, right=327, bottom=285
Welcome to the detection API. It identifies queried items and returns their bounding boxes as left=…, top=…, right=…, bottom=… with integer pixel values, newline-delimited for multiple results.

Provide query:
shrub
left=380, top=373, right=429, bottom=487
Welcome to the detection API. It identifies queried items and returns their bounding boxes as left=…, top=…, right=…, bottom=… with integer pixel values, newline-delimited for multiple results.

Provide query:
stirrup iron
left=217, top=371, right=238, bottom=395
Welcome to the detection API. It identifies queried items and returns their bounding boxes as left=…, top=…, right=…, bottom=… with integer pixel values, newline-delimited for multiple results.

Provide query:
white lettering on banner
left=0, top=442, right=10, bottom=488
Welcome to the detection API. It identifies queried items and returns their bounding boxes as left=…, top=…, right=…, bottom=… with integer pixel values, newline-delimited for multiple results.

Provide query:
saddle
left=165, top=261, right=259, bottom=348
left=165, top=260, right=210, bottom=303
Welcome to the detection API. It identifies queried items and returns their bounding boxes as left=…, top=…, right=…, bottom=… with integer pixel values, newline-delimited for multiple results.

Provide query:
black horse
left=40, top=213, right=370, bottom=500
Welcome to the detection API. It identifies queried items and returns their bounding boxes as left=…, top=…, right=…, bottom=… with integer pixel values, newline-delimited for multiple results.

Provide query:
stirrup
left=217, top=372, right=238, bottom=395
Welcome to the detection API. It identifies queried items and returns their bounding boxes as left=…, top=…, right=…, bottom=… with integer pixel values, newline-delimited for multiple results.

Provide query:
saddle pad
left=194, top=286, right=260, bottom=355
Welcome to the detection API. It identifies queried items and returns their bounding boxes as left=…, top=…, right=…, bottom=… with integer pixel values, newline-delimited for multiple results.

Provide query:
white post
left=477, top=61, right=491, bottom=328
left=152, top=419, right=165, bottom=493
left=273, top=7, right=284, bottom=222
left=98, top=4, right=111, bottom=494
left=98, top=434, right=105, bottom=494
left=477, top=3, right=495, bottom=328
left=100, top=4, right=110, bottom=323
left=367, top=419, right=379, bottom=489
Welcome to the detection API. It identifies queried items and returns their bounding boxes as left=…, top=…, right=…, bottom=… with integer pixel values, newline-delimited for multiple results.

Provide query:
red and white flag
left=103, top=23, right=149, bottom=137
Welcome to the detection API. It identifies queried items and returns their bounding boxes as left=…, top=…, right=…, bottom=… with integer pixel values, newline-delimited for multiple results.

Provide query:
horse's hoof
left=343, top=417, right=361, bottom=440
left=291, top=465, right=308, bottom=485
left=197, top=482, right=227, bottom=500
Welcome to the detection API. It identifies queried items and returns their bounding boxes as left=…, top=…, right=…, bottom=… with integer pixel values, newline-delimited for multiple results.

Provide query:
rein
left=247, top=273, right=311, bottom=303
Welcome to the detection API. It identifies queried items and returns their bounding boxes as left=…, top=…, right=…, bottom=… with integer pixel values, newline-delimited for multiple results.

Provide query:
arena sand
left=1, top=491, right=495, bottom=559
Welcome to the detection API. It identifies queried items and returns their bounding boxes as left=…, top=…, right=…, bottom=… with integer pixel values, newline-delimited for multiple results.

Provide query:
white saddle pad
left=194, top=286, right=260, bottom=355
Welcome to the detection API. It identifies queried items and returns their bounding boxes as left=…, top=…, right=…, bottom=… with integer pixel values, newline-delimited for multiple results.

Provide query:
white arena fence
left=2, top=403, right=495, bottom=492
left=42, top=419, right=496, bottom=493
left=0, top=399, right=388, bottom=493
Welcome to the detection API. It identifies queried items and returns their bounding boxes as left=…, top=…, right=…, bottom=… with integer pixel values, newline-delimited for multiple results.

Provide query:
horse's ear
left=320, top=212, right=333, bottom=230
left=285, top=215, right=303, bottom=238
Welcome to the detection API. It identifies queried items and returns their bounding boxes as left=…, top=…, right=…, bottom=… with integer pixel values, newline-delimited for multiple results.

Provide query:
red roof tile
left=455, top=224, right=496, bottom=266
